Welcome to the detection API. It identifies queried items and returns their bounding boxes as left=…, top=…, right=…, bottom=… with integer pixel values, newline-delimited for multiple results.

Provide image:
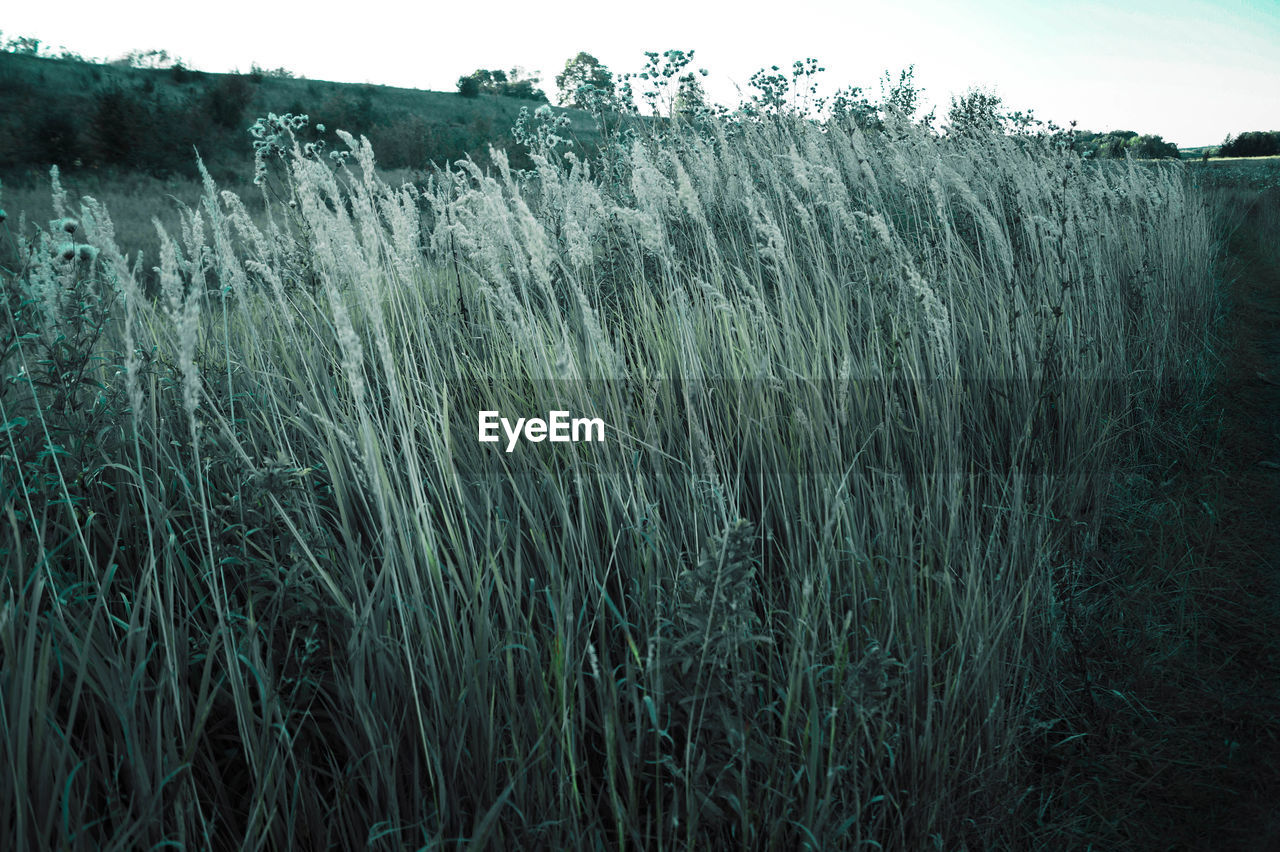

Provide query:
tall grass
left=0, top=113, right=1217, bottom=849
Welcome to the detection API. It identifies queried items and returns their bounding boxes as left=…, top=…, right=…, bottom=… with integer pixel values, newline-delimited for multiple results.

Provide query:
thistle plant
left=512, top=104, right=575, bottom=161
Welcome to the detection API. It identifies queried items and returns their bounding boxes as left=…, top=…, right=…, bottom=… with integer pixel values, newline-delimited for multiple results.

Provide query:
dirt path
left=1200, top=186, right=1280, bottom=851
left=1057, top=185, right=1280, bottom=851
left=1128, top=185, right=1280, bottom=851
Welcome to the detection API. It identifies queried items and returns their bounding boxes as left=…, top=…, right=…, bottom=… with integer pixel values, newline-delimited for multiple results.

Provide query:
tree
left=457, top=75, right=480, bottom=98
left=671, top=73, right=707, bottom=117
left=1220, top=131, right=1280, bottom=158
left=89, top=87, right=148, bottom=166
left=1, top=34, right=44, bottom=56
left=1072, top=130, right=1179, bottom=160
left=458, top=68, right=547, bottom=101
left=880, top=66, right=922, bottom=121
left=206, top=74, right=255, bottom=129
left=118, top=48, right=182, bottom=69
left=825, top=85, right=879, bottom=130
left=947, top=88, right=1004, bottom=134
left=502, top=69, right=547, bottom=102
left=556, top=52, right=615, bottom=109
left=1127, top=134, right=1179, bottom=159
left=250, top=62, right=295, bottom=79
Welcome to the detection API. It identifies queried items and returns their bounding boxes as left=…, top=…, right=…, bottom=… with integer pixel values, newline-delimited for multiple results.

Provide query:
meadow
left=1189, top=154, right=1280, bottom=190
left=0, top=101, right=1232, bottom=849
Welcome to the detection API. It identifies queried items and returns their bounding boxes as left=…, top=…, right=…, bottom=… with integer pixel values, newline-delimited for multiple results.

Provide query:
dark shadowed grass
left=1037, top=182, right=1280, bottom=850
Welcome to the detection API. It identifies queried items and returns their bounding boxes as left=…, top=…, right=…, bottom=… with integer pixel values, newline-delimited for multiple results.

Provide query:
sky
left=4, top=0, right=1278, bottom=147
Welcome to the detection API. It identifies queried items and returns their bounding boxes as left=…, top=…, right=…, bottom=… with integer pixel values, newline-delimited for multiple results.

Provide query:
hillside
left=0, top=51, right=602, bottom=181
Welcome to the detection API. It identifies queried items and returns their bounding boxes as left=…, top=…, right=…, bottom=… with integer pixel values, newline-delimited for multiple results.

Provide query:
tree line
left=1218, top=131, right=1280, bottom=158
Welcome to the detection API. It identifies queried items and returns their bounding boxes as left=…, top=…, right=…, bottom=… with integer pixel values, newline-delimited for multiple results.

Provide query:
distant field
left=0, top=164, right=421, bottom=289
left=1188, top=155, right=1280, bottom=190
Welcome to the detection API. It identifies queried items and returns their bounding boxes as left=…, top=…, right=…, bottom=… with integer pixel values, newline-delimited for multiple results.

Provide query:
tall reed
left=0, top=112, right=1217, bottom=849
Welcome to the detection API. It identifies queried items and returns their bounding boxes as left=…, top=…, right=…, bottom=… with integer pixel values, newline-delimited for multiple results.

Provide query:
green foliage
left=1074, top=129, right=1180, bottom=159
left=622, top=49, right=703, bottom=116
left=0, top=191, right=123, bottom=575
left=457, top=66, right=547, bottom=101
left=250, top=61, right=295, bottom=79
left=1129, top=133, right=1180, bottom=159
left=734, top=60, right=934, bottom=132
left=169, top=62, right=199, bottom=84
left=880, top=65, right=924, bottom=122
left=511, top=104, right=574, bottom=161
left=368, top=113, right=504, bottom=170
left=319, top=85, right=376, bottom=129
left=947, top=87, right=1005, bottom=133
left=117, top=48, right=182, bottom=70
left=34, top=113, right=80, bottom=165
left=1219, top=130, right=1280, bottom=158
left=1, top=34, right=44, bottom=56
left=671, top=73, right=707, bottom=117
left=1, top=32, right=92, bottom=62
left=88, top=86, right=149, bottom=166
left=946, top=88, right=1050, bottom=139
left=823, top=83, right=879, bottom=129
left=555, top=52, right=615, bottom=109
left=206, top=73, right=255, bottom=129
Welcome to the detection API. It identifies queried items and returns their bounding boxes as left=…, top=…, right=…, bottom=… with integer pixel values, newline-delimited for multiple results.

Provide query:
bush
left=35, top=113, right=82, bottom=165
left=1128, top=134, right=1180, bottom=159
left=457, top=67, right=547, bottom=101
left=319, top=86, right=375, bottom=130
left=88, top=86, right=149, bottom=166
left=1074, top=130, right=1180, bottom=160
left=206, top=74, right=255, bottom=130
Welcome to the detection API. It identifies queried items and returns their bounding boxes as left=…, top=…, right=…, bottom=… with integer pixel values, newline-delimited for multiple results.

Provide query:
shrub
left=458, top=67, right=548, bottom=101
left=88, top=86, right=149, bottom=166
left=319, top=86, right=375, bottom=130
left=1074, top=129, right=1180, bottom=159
left=35, top=112, right=82, bottom=166
left=250, top=61, right=295, bottom=79
left=206, top=73, right=255, bottom=129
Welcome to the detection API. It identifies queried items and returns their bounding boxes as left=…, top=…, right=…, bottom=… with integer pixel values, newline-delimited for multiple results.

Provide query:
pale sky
left=4, top=0, right=1278, bottom=146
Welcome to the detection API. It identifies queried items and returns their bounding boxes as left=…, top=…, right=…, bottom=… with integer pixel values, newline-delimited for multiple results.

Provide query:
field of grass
left=0, top=106, right=1227, bottom=849
left=0, top=164, right=424, bottom=296
left=1188, top=155, right=1280, bottom=190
